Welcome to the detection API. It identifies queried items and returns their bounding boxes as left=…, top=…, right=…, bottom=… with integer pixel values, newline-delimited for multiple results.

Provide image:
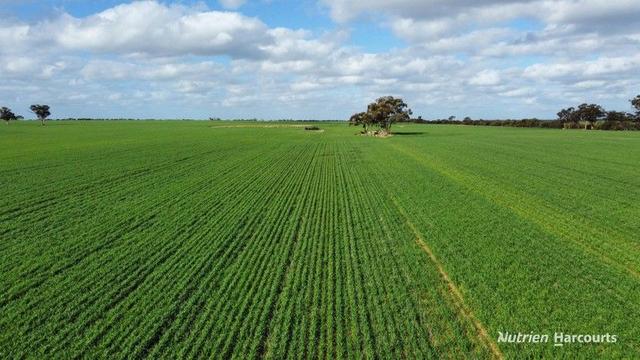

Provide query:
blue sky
left=1, top=0, right=639, bottom=119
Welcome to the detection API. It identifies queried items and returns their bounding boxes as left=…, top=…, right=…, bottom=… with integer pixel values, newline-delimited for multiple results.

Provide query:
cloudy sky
left=1, top=0, right=639, bottom=119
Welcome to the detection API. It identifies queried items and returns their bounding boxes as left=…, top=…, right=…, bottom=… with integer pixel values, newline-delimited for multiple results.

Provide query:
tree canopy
left=632, top=95, right=640, bottom=118
left=349, top=96, right=412, bottom=136
left=557, top=103, right=606, bottom=129
left=0, top=107, right=17, bottom=124
left=30, top=105, right=51, bottom=126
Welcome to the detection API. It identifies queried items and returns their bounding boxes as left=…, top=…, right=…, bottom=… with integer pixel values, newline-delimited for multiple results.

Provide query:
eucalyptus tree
left=365, top=96, right=412, bottom=134
left=557, top=107, right=576, bottom=129
left=30, top=105, right=51, bottom=126
left=632, top=95, right=640, bottom=119
left=349, top=111, right=373, bottom=133
left=350, top=96, right=413, bottom=135
left=0, top=107, right=17, bottom=124
left=575, top=103, right=606, bottom=130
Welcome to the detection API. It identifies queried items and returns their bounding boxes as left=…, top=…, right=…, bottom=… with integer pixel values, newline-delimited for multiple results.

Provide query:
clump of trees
left=30, top=105, right=51, bottom=126
left=557, top=103, right=606, bottom=130
left=349, top=96, right=412, bottom=136
left=557, top=99, right=639, bottom=130
left=0, top=107, right=19, bottom=124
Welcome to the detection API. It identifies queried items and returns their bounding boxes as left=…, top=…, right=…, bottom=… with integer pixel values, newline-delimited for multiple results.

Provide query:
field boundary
left=390, top=197, right=504, bottom=360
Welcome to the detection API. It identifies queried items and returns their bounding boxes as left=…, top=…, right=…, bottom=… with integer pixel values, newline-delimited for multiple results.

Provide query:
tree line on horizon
left=411, top=95, right=640, bottom=131
left=3, top=95, right=639, bottom=130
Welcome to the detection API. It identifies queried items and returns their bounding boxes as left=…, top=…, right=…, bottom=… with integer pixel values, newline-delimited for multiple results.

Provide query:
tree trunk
left=41, top=118, right=45, bottom=126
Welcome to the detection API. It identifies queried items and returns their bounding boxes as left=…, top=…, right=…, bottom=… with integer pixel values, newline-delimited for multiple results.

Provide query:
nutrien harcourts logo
left=497, top=332, right=618, bottom=347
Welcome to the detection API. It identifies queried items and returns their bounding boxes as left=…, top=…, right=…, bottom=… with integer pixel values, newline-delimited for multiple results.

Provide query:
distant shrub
left=305, top=126, right=321, bottom=131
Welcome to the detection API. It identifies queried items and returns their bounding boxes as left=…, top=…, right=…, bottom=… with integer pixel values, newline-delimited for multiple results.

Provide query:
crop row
left=361, top=129, right=640, bottom=358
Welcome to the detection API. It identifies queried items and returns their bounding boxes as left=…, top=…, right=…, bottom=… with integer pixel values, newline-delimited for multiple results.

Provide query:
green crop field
left=1, top=121, right=639, bottom=359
